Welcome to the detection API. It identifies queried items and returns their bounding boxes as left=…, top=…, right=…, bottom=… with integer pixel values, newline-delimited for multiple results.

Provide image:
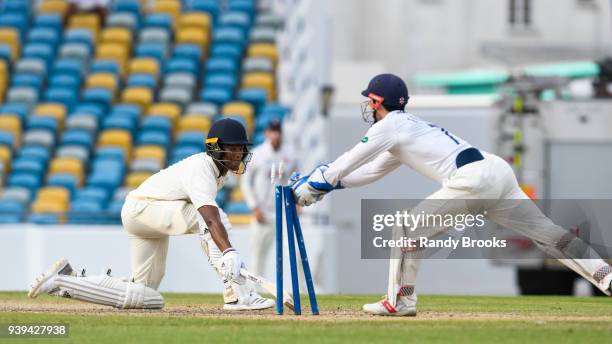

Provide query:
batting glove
left=220, top=248, right=246, bottom=285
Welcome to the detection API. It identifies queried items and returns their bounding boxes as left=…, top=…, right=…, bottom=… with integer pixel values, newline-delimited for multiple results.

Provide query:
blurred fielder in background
left=28, top=119, right=275, bottom=311
left=241, top=119, right=297, bottom=278
left=291, top=73, right=612, bottom=316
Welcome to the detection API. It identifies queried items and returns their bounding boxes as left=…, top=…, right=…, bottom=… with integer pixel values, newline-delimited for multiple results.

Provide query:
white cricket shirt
left=324, top=111, right=474, bottom=187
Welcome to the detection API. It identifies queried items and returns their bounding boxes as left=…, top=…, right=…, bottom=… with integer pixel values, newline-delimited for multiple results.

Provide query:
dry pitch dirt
left=2, top=299, right=612, bottom=322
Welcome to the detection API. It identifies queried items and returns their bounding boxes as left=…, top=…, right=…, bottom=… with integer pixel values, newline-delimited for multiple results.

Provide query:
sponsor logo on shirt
left=361, top=137, right=369, bottom=143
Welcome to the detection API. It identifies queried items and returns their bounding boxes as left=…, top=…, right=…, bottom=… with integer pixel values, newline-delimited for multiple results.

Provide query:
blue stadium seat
left=0, top=14, right=27, bottom=39
left=72, top=103, right=105, bottom=120
left=143, top=14, right=173, bottom=31
left=33, top=14, right=63, bottom=32
left=191, top=0, right=220, bottom=22
left=253, top=131, right=265, bottom=145
left=53, top=58, right=84, bottom=80
left=23, top=44, right=54, bottom=68
left=0, top=44, right=11, bottom=62
left=27, top=116, right=58, bottom=134
left=0, top=200, right=25, bottom=221
left=0, top=103, right=30, bottom=120
left=95, top=147, right=126, bottom=164
left=112, top=0, right=141, bottom=16
left=173, top=44, right=201, bottom=63
left=137, top=131, right=170, bottom=148
left=171, top=146, right=201, bottom=164
left=206, top=58, right=238, bottom=74
left=8, top=173, right=41, bottom=195
left=107, top=199, right=125, bottom=219
left=73, top=187, right=110, bottom=205
left=219, top=12, right=252, bottom=35
left=82, top=88, right=113, bottom=113
left=12, top=158, right=46, bottom=177
left=48, top=174, right=79, bottom=196
left=238, top=88, right=268, bottom=113
left=62, top=130, right=94, bottom=148
left=11, top=74, right=43, bottom=89
left=1, top=1, right=31, bottom=15
left=88, top=159, right=125, bottom=190
left=204, top=74, right=237, bottom=90
left=126, top=74, right=157, bottom=89
left=261, top=103, right=290, bottom=118
left=90, top=60, right=121, bottom=75
left=29, top=213, right=61, bottom=224
left=200, top=88, right=232, bottom=106
left=213, top=27, right=246, bottom=46
left=0, top=131, right=14, bottom=149
left=45, top=88, right=77, bottom=111
left=229, top=0, right=256, bottom=18
left=28, top=28, right=60, bottom=48
left=176, top=132, right=205, bottom=148
left=215, top=189, right=228, bottom=208
left=103, top=116, right=137, bottom=133
left=64, top=29, right=94, bottom=51
left=49, top=74, right=81, bottom=91
left=210, top=43, right=243, bottom=60
left=165, top=58, right=198, bottom=76
left=19, top=146, right=50, bottom=165
left=110, top=104, right=142, bottom=120
left=135, top=43, right=166, bottom=64
left=141, top=116, right=172, bottom=135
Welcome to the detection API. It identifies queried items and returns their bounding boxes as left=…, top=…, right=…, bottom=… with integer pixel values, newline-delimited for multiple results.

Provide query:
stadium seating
left=0, top=0, right=289, bottom=224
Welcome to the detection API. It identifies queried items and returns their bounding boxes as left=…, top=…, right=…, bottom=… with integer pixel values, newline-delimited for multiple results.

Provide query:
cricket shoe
left=223, top=290, right=275, bottom=311
left=28, top=257, right=75, bottom=298
left=362, top=296, right=417, bottom=316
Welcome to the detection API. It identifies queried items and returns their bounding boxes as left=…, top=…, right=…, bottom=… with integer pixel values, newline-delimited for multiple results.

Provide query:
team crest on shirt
left=361, top=137, right=368, bottom=143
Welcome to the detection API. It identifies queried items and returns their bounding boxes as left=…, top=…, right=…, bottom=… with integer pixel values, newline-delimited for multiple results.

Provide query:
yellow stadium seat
left=125, top=172, right=152, bottom=188
left=36, top=186, right=70, bottom=205
left=121, top=87, right=153, bottom=112
left=31, top=200, right=69, bottom=214
left=178, top=115, right=212, bottom=134
left=228, top=214, right=251, bottom=225
left=96, top=44, right=128, bottom=74
left=0, top=145, right=11, bottom=171
left=176, top=29, right=209, bottom=50
left=147, top=103, right=181, bottom=119
left=248, top=43, right=279, bottom=65
left=0, top=28, right=19, bottom=60
left=0, top=115, right=21, bottom=138
left=134, top=145, right=166, bottom=164
left=33, top=103, right=66, bottom=129
left=222, top=102, right=254, bottom=119
left=230, top=188, right=245, bottom=202
left=150, top=0, right=181, bottom=20
left=69, top=13, right=101, bottom=30
left=128, top=58, right=159, bottom=78
left=86, top=73, right=118, bottom=93
left=178, top=12, right=211, bottom=32
left=101, top=27, right=132, bottom=48
left=242, top=73, right=276, bottom=100
left=98, top=129, right=133, bottom=156
left=49, top=158, right=84, bottom=183
left=38, top=0, right=69, bottom=16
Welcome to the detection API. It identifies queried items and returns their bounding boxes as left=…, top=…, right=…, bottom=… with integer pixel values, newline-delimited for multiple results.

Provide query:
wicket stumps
left=275, top=185, right=319, bottom=315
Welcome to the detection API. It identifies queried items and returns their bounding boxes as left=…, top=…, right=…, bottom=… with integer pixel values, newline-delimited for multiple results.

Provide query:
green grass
left=1, top=293, right=612, bottom=343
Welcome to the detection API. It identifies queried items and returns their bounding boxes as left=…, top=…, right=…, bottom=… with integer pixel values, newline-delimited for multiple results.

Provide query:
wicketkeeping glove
left=290, top=164, right=343, bottom=206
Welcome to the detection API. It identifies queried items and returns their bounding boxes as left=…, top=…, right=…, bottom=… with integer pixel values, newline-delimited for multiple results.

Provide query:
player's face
left=265, top=129, right=281, bottom=149
left=221, top=144, right=251, bottom=173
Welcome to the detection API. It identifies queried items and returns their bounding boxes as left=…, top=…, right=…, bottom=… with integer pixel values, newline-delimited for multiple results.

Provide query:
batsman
left=28, top=119, right=275, bottom=311
left=291, top=73, right=612, bottom=316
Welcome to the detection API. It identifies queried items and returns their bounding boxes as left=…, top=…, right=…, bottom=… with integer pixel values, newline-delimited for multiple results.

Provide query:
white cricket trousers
left=388, top=152, right=612, bottom=305
left=121, top=196, right=227, bottom=290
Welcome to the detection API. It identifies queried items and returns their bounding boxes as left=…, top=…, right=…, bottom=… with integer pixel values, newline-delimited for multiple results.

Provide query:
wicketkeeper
left=291, top=73, right=612, bottom=316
